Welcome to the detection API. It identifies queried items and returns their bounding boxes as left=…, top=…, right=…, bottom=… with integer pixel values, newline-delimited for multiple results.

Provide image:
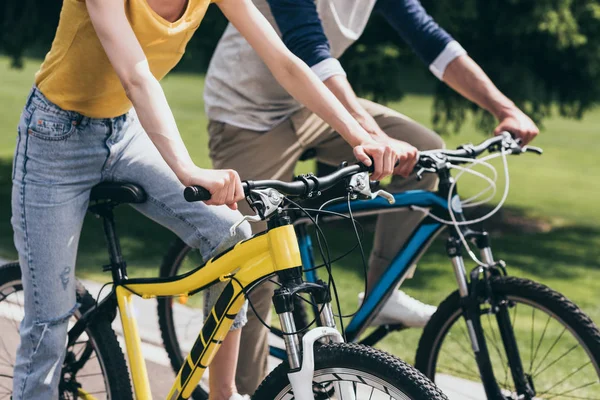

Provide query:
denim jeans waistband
left=25, top=86, right=130, bottom=126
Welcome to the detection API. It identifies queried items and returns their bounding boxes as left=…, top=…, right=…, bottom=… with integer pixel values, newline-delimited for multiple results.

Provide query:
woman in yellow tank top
left=11, top=0, right=404, bottom=399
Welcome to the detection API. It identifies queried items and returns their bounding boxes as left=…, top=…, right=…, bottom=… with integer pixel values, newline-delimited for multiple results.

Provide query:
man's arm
left=441, top=56, right=539, bottom=144
left=265, top=0, right=418, bottom=177
left=375, top=0, right=538, bottom=143
left=219, top=0, right=406, bottom=180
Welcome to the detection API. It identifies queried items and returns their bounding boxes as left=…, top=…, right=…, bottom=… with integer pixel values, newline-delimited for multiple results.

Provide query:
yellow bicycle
left=0, top=163, right=448, bottom=399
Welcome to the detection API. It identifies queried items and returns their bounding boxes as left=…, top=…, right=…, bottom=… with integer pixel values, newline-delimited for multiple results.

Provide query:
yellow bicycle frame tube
left=115, top=225, right=301, bottom=399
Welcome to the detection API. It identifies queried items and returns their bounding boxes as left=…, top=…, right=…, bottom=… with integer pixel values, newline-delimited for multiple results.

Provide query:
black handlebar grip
left=184, top=186, right=212, bottom=202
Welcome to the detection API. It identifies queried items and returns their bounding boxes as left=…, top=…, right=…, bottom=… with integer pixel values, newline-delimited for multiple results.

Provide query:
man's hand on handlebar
left=183, top=167, right=244, bottom=210
left=387, top=138, right=419, bottom=178
left=494, top=107, right=539, bottom=145
left=353, top=139, right=418, bottom=180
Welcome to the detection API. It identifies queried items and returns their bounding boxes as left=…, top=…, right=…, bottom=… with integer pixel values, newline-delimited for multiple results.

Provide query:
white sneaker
left=358, top=290, right=436, bottom=328
left=229, top=394, right=250, bottom=400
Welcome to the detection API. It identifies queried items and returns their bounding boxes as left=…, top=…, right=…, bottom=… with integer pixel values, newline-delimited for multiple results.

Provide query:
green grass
left=1, top=57, right=599, bottom=383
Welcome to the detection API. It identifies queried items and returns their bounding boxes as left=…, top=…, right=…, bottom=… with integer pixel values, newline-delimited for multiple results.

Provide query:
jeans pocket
left=27, top=107, right=77, bottom=141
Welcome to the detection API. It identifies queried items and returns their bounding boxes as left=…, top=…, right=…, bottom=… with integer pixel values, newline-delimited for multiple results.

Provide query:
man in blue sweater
left=204, top=0, right=539, bottom=393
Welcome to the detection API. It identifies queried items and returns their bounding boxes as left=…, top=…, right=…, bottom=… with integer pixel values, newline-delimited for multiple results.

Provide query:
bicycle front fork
left=447, top=233, right=535, bottom=399
left=273, top=268, right=353, bottom=400
left=273, top=270, right=337, bottom=370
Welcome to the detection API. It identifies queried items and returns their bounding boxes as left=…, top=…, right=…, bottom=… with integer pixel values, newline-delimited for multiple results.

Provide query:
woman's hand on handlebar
left=182, top=167, right=244, bottom=210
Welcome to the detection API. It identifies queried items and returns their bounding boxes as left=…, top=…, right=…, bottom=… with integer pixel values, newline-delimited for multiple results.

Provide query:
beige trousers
left=208, top=99, right=444, bottom=395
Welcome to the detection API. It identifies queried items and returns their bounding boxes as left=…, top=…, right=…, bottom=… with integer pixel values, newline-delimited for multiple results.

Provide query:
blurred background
left=0, top=0, right=599, bottom=365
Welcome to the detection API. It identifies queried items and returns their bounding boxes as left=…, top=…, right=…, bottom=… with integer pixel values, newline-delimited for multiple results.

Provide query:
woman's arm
left=86, top=0, right=243, bottom=208
left=217, top=0, right=403, bottom=180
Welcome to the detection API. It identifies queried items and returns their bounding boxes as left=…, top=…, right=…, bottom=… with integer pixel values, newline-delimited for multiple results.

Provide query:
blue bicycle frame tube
left=325, top=190, right=448, bottom=214
left=345, top=221, right=443, bottom=339
left=302, top=190, right=448, bottom=340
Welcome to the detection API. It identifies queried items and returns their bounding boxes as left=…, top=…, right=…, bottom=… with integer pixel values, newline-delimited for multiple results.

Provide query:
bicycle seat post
left=88, top=201, right=128, bottom=284
left=102, top=208, right=128, bottom=283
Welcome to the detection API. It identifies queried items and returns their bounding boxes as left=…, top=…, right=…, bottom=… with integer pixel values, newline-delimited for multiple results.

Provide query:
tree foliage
left=2, top=1, right=599, bottom=133
left=343, top=0, right=600, bottom=132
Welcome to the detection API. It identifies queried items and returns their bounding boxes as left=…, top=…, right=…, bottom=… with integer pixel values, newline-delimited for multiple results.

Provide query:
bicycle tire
left=0, top=262, right=133, bottom=399
left=415, top=275, right=600, bottom=399
left=253, top=342, right=448, bottom=399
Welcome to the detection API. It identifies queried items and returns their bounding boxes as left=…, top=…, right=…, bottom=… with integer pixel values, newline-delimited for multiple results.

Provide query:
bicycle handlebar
left=184, top=132, right=541, bottom=203
left=183, top=162, right=371, bottom=202
left=422, top=134, right=506, bottom=159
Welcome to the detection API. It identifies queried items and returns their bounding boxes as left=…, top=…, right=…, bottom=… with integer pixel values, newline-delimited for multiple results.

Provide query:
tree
left=342, top=0, right=600, bottom=133
left=2, top=1, right=599, bottom=133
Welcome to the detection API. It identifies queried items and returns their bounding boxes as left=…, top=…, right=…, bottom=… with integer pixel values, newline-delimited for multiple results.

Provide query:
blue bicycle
left=158, top=134, right=600, bottom=399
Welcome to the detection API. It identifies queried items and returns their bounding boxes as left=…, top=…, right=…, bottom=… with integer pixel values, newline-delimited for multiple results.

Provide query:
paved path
left=0, top=257, right=486, bottom=399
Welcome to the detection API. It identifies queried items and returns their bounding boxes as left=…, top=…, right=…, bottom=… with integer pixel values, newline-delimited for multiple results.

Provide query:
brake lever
left=372, top=189, right=395, bottom=204
left=230, top=188, right=284, bottom=235
left=522, top=145, right=543, bottom=155
left=230, top=214, right=262, bottom=236
left=416, top=167, right=437, bottom=181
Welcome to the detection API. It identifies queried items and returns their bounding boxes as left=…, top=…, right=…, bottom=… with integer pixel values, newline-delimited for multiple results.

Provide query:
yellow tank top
left=35, top=0, right=215, bottom=118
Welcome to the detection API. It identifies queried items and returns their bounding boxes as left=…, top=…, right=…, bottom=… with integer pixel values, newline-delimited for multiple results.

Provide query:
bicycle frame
left=289, top=179, right=533, bottom=398
left=83, top=224, right=303, bottom=400
left=304, top=190, right=447, bottom=340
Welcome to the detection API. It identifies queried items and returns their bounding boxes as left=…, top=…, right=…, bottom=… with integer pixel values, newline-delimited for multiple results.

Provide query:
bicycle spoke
left=368, top=386, right=374, bottom=400
left=73, top=343, right=88, bottom=359
left=543, top=380, right=599, bottom=400
left=531, top=313, right=552, bottom=374
left=442, top=350, right=481, bottom=378
left=533, top=343, right=579, bottom=378
left=74, top=372, right=104, bottom=378
left=532, top=326, right=567, bottom=375
left=536, top=361, right=592, bottom=396
left=438, top=364, right=482, bottom=381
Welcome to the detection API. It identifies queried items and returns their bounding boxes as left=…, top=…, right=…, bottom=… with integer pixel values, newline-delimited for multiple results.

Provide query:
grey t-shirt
left=204, top=0, right=464, bottom=131
left=204, top=0, right=376, bottom=131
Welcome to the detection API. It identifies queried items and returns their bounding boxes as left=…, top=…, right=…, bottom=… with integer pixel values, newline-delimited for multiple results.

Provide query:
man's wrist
left=493, top=101, right=519, bottom=121
left=352, top=111, right=389, bottom=142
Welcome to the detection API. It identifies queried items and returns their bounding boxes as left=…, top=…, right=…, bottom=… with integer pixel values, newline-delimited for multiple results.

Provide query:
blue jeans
left=11, top=87, right=251, bottom=399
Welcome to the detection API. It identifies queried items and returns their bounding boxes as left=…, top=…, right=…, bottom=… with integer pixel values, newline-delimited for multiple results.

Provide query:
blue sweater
left=266, top=0, right=460, bottom=74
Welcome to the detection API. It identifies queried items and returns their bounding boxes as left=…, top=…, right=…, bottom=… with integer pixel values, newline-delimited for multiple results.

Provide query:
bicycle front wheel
left=253, top=343, right=448, bottom=400
left=415, top=276, right=600, bottom=399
